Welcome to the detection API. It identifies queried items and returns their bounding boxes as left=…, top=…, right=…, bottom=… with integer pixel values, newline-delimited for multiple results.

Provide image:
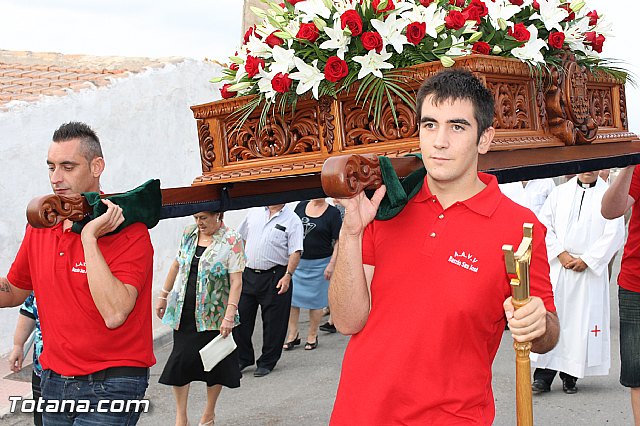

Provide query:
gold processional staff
left=503, top=223, right=534, bottom=426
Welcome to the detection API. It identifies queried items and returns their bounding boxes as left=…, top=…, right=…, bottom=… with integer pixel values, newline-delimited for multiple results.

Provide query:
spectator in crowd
left=234, top=205, right=303, bottom=377
left=284, top=199, right=341, bottom=351
left=532, top=171, right=624, bottom=394
left=156, top=211, right=244, bottom=426
left=9, top=293, right=43, bottom=426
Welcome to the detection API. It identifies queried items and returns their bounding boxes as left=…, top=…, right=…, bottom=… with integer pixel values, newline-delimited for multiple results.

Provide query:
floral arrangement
left=213, top=0, right=618, bottom=126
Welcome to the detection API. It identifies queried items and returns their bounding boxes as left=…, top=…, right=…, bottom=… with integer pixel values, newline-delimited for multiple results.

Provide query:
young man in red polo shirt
left=601, top=165, right=640, bottom=425
left=329, top=69, right=559, bottom=425
left=0, top=122, right=155, bottom=425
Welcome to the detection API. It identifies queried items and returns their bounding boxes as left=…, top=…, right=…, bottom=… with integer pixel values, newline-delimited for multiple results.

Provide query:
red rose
left=340, top=10, right=363, bottom=36
left=508, top=0, right=524, bottom=5
left=508, top=23, right=531, bottom=42
left=324, top=56, right=349, bottom=83
left=560, top=4, right=575, bottom=22
left=297, top=22, right=320, bottom=43
left=472, top=41, right=491, bottom=55
left=243, top=25, right=259, bottom=44
left=463, top=0, right=488, bottom=23
left=585, top=31, right=605, bottom=53
left=372, top=0, right=395, bottom=13
left=587, top=10, right=599, bottom=26
left=245, top=55, right=265, bottom=78
left=279, top=2, right=285, bottom=8
left=449, top=0, right=466, bottom=6
left=532, top=0, right=540, bottom=10
left=220, top=84, right=235, bottom=99
left=406, top=22, right=426, bottom=46
left=361, top=31, right=384, bottom=53
left=229, top=63, right=239, bottom=71
left=286, top=0, right=305, bottom=4
left=265, top=32, right=285, bottom=48
left=419, top=0, right=433, bottom=6
left=445, top=10, right=466, bottom=30
left=548, top=31, right=565, bottom=49
left=271, top=73, right=293, bottom=93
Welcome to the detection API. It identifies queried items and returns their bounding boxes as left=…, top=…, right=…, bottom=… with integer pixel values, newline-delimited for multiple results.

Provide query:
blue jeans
left=40, top=369, right=149, bottom=425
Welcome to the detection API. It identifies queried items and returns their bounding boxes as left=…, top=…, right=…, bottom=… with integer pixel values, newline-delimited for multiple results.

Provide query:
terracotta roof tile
left=0, top=49, right=186, bottom=107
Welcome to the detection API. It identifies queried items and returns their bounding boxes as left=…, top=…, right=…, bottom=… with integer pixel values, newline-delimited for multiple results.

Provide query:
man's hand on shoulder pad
left=81, top=199, right=125, bottom=242
left=336, top=185, right=386, bottom=237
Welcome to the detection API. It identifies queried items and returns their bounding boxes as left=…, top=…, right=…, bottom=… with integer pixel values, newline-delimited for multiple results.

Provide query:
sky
left=0, top=0, right=245, bottom=61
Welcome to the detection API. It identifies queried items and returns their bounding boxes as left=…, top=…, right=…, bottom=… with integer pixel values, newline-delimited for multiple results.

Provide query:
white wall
left=0, top=59, right=248, bottom=355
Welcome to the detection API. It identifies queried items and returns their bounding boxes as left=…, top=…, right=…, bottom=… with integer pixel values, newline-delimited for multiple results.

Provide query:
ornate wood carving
left=545, top=59, right=598, bottom=145
left=225, top=105, right=320, bottom=161
left=319, top=96, right=335, bottom=153
left=198, top=119, right=215, bottom=172
left=27, top=194, right=88, bottom=228
left=321, top=154, right=382, bottom=198
left=620, top=85, right=628, bottom=130
left=487, top=81, right=531, bottom=130
left=588, top=87, right=614, bottom=127
left=342, top=94, right=418, bottom=148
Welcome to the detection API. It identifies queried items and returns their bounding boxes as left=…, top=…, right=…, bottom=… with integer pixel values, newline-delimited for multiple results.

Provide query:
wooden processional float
left=26, top=54, right=640, bottom=227
left=23, top=54, right=640, bottom=424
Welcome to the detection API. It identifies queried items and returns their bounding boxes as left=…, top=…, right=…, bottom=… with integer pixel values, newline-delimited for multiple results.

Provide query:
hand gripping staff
left=502, top=223, right=534, bottom=426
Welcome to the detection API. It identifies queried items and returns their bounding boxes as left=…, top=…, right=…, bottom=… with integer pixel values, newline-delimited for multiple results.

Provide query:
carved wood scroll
left=27, top=194, right=89, bottom=228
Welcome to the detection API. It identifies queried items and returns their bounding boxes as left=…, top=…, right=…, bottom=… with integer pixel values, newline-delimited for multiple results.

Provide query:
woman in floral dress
left=156, top=211, right=245, bottom=426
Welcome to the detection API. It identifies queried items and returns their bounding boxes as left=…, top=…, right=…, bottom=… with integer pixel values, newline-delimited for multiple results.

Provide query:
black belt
left=51, top=366, right=149, bottom=381
left=246, top=265, right=285, bottom=274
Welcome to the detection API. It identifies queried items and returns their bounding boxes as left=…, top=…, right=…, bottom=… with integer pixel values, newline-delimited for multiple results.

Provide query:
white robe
left=531, top=177, right=625, bottom=378
left=499, top=178, right=556, bottom=216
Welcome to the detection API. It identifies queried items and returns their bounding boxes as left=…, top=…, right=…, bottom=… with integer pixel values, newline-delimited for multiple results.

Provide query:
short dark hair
left=416, top=68, right=495, bottom=139
left=52, top=122, right=103, bottom=162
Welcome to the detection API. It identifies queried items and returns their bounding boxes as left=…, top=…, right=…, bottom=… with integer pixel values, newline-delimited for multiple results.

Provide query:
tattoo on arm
left=0, top=277, right=11, bottom=293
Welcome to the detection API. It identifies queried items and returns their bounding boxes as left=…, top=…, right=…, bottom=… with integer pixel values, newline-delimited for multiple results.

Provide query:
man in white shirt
left=234, top=205, right=303, bottom=377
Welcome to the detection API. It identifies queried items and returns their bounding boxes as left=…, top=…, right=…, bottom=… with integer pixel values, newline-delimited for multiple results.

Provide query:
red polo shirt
left=8, top=222, right=155, bottom=376
left=331, top=173, right=555, bottom=425
left=618, top=166, right=640, bottom=292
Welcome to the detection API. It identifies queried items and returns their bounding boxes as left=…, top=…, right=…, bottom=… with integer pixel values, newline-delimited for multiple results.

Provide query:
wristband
left=285, top=270, right=293, bottom=277
left=223, top=316, right=234, bottom=322
left=227, top=302, right=238, bottom=309
left=160, top=289, right=170, bottom=295
left=157, top=296, right=167, bottom=300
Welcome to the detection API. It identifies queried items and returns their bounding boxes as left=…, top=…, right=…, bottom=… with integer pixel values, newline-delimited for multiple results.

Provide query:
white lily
left=445, top=35, right=471, bottom=57
left=371, top=14, right=410, bottom=54
left=530, top=0, right=569, bottom=32
left=352, top=50, right=394, bottom=79
left=593, top=15, right=613, bottom=37
left=245, top=34, right=273, bottom=59
left=563, top=16, right=589, bottom=53
left=332, top=0, right=364, bottom=16
left=320, top=22, right=352, bottom=59
left=295, top=0, right=332, bottom=22
left=400, top=2, right=446, bottom=38
left=289, top=58, right=325, bottom=99
left=269, top=45, right=297, bottom=75
left=485, top=0, right=521, bottom=31
left=511, top=24, right=548, bottom=64
left=256, top=67, right=279, bottom=101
